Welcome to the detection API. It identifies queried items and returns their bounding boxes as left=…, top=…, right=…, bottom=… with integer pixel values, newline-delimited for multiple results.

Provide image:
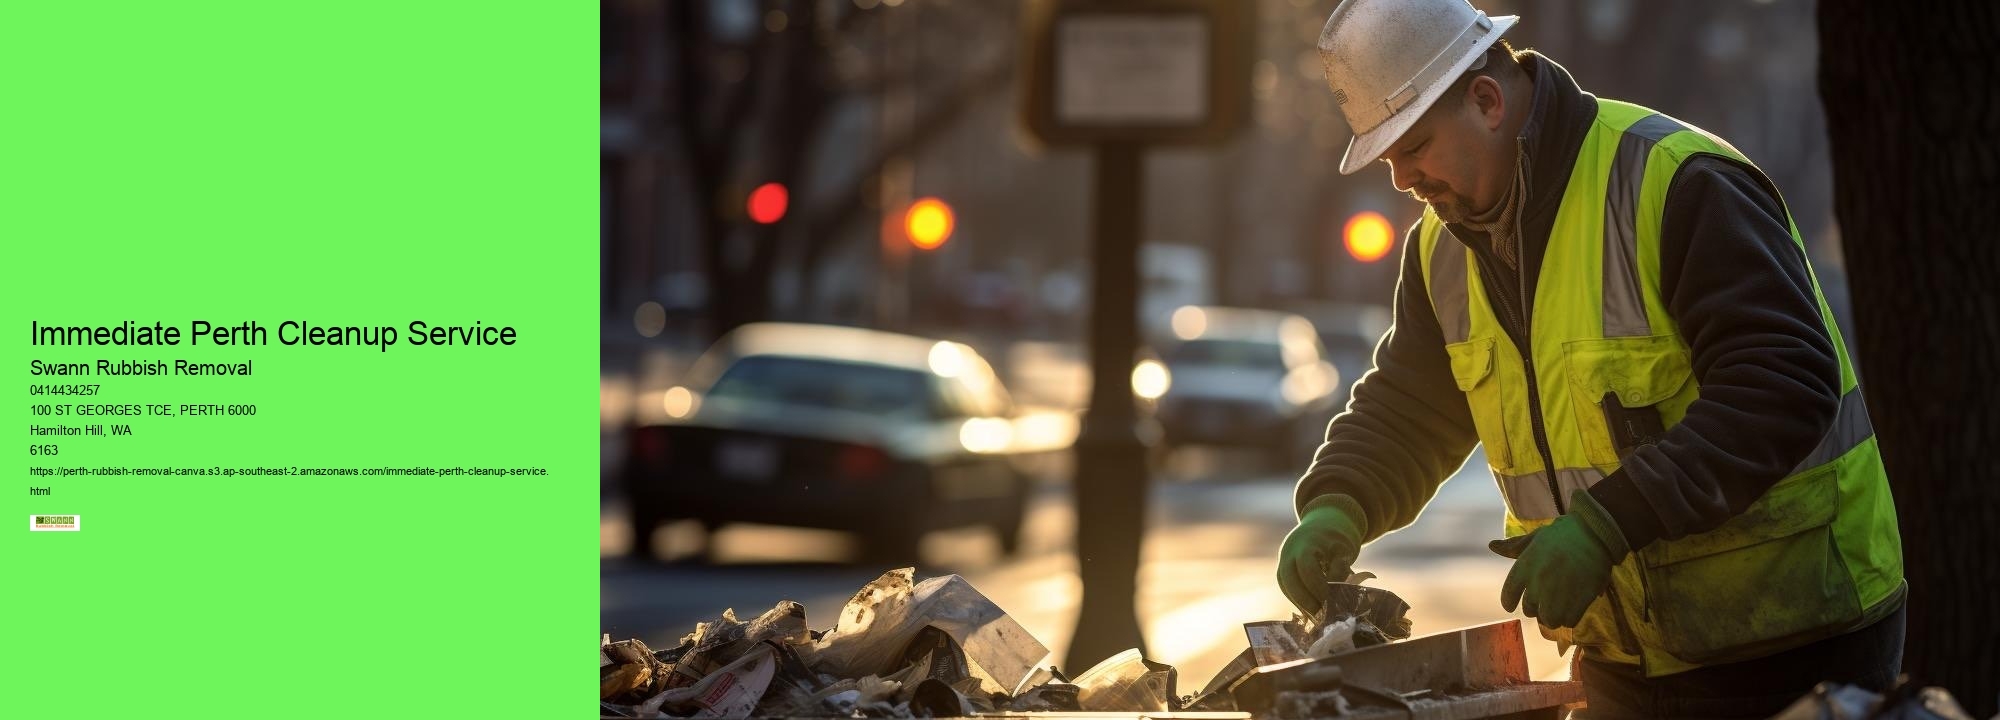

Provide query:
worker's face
left=1378, top=75, right=1513, bottom=224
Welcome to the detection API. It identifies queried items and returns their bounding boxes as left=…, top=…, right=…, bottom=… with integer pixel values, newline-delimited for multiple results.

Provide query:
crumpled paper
left=802, top=568, right=1047, bottom=696
left=1306, top=617, right=1358, bottom=658
left=638, top=644, right=778, bottom=718
left=1070, top=648, right=1178, bottom=712
left=1244, top=619, right=1311, bottom=666
left=1008, top=680, right=1083, bottom=712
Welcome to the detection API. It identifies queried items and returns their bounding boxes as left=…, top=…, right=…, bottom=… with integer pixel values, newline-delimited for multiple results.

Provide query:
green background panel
left=2, top=2, right=595, bottom=717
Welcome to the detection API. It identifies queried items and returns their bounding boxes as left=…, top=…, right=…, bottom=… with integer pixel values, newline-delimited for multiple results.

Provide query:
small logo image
left=1332, top=88, right=1349, bottom=106
left=30, top=514, right=80, bottom=532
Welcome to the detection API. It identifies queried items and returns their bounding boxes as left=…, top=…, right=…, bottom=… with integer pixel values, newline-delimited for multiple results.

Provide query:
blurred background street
left=601, top=446, right=1574, bottom=687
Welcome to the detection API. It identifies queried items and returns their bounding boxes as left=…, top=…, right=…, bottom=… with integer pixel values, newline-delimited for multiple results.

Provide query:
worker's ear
left=1469, top=75, right=1506, bottom=131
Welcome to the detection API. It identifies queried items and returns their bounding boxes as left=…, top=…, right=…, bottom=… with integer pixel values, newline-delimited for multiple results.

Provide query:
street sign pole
left=1019, top=0, right=1250, bottom=671
left=1070, top=140, right=1149, bottom=668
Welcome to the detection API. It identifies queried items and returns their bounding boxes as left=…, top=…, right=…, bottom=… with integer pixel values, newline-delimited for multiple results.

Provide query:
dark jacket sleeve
left=1585, top=156, right=1843, bottom=550
left=1293, top=222, right=1481, bottom=542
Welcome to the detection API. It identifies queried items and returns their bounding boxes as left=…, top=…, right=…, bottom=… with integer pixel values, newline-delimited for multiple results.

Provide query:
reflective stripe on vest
left=1601, top=115, right=1687, bottom=337
left=1493, top=386, right=1875, bottom=522
left=1793, top=386, right=1875, bottom=474
left=1431, top=233, right=1471, bottom=344
left=1495, top=467, right=1602, bottom=521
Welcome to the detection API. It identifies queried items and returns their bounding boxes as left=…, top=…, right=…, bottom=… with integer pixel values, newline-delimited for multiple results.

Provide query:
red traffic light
left=747, top=182, right=788, bottom=225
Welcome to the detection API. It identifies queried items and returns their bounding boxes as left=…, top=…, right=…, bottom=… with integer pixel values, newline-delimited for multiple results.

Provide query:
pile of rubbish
left=600, top=568, right=1412, bottom=719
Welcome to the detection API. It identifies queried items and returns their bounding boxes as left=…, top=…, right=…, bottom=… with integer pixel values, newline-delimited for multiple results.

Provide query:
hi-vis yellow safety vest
left=1418, top=99, right=1904, bottom=677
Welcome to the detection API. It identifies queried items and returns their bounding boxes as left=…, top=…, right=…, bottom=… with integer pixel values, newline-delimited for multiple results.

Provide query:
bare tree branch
left=794, top=54, right=1015, bottom=261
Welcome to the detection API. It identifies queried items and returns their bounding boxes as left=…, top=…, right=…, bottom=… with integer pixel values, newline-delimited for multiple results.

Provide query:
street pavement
left=599, top=446, right=1572, bottom=689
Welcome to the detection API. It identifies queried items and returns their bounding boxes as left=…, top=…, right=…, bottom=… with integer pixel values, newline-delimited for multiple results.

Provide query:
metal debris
left=1273, top=689, right=1352, bottom=719
left=1318, top=580, right=1413, bottom=644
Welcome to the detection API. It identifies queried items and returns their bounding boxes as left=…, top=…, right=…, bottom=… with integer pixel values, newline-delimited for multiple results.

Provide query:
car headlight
left=1131, top=359, right=1171, bottom=400
left=1280, top=367, right=1328, bottom=409
left=664, top=386, right=700, bottom=418
left=958, top=417, right=1013, bottom=453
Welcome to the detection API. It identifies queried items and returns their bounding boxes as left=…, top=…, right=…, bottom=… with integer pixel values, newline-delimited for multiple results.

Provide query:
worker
left=1278, top=0, right=1905, bottom=716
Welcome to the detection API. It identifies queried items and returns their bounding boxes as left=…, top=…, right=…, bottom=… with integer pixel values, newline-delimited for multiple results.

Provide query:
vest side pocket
left=1445, top=336, right=1511, bottom=468
left=1561, top=334, right=1695, bottom=468
left=1635, top=464, right=1862, bottom=665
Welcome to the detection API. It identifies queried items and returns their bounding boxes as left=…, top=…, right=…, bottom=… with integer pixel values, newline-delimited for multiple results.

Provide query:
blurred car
left=623, top=323, right=1036, bottom=563
left=1154, top=306, right=1341, bottom=469
left=1297, top=302, right=1392, bottom=413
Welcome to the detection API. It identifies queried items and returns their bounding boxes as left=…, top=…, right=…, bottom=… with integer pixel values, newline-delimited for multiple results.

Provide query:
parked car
left=624, top=323, right=1032, bottom=562
left=1155, top=306, right=1342, bottom=469
left=1297, top=302, right=1392, bottom=414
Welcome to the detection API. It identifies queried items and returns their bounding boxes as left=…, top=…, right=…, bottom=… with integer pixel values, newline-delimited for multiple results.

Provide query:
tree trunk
left=668, top=0, right=809, bottom=343
left=793, top=56, right=1015, bottom=308
left=732, top=0, right=824, bottom=331
left=1819, top=2, right=2000, bottom=714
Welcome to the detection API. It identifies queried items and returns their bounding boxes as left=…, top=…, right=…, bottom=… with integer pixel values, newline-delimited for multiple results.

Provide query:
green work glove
left=1277, top=494, right=1368, bottom=615
left=1491, top=489, right=1631, bottom=629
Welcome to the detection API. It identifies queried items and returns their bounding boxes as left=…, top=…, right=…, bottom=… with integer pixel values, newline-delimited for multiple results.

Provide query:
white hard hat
left=1317, top=0, right=1519, bottom=175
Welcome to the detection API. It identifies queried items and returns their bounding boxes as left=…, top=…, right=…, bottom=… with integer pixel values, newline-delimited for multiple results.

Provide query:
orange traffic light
left=747, top=182, right=788, bottom=225
left=1343, top=210, right=1393, bottom=263
left=905, top=197, right=955, bottom=250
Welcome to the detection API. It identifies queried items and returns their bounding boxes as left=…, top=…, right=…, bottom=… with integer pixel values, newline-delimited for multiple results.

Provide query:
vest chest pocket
left=1562, top=334, right=1697, bottom=468
left=1446, top=336, right=1512, bottom=468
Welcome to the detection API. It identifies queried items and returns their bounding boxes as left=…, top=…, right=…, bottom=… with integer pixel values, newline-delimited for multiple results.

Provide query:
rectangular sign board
left=1021, top=0, right=1250, bottom=147
left=1056, top=14, right=1209, bottom=125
